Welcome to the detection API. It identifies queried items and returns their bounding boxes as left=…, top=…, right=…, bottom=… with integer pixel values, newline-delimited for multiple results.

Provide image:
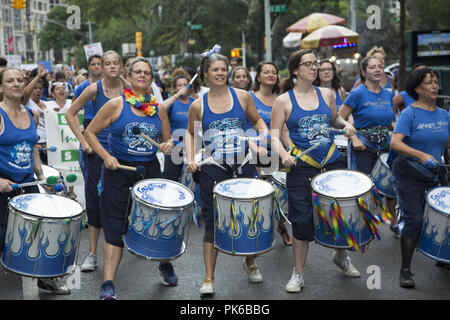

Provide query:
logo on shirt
left=123, top=122, right=158, bottom=150
left=204, top=117, right=245, bottom=159
left=297, top=114, right=330, bottom=141
left=10, top=142, right=33, bottom=169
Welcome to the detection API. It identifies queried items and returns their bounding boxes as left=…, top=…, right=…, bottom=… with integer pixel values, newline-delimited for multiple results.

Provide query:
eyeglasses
left=132, top=70, right=152, bottom=76
left=319, top=68, right=333, bottom=73
left=298, top=61, right=320, bottom=69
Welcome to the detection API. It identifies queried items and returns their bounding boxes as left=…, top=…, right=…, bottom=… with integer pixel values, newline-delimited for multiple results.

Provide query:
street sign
left=191, top=24, right=203, bottom=30
left=270, top=4, right=286, bottom=13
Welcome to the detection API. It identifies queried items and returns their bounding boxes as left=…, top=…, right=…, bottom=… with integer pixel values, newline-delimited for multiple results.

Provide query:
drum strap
left=400, top=156, right=439, bottom=183
left=290, top=142, right=336, bottom=170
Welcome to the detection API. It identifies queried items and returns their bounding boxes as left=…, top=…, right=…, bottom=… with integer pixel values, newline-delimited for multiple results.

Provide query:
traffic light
left=135, top=32, right=142, bottom=57
left=10, top=0, right=26, bottom=9
left=231, top=48, right=241, bottom=59
left=18, top=0, right=26, bottom=9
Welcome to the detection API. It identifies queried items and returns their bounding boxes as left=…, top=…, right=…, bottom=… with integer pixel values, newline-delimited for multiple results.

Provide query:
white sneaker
left=199, top=279, right=215, bottom=297
left=285, top=268, right=304, bottom=293
left=80, top=253, right=97, bottom=272
left=242, top=258, right=263, bottom=283
left=333, top=252, right=360, bottom=278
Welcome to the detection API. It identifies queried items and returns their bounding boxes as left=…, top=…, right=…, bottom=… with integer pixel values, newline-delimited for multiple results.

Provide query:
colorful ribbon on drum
left=371, top=188, right=393, bottom=223
left=250, top=200, right=261, bottom=232
left=331, top=200, right=360, bottom=251
left=312, top=193, right=332, bottom=236
left=358, top=197, right=381, bottom=240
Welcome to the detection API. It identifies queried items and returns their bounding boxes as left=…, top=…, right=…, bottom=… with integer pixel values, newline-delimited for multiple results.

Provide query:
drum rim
left=425, top=186, right=450, bottom=216
left=131, top=178, right=195, bottom=210
left=311, top=169, right=374, bottom=199
left=8, top=193, right=84, bottom=219
left=213, top=178, right=275, bottom=200
left=271, top=171, right=286, bottom=186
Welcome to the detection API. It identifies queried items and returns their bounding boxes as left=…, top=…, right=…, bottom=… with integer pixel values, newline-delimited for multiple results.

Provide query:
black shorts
left=286, top=156, right=346, bottom=241
left=100, top=159, right=161, bottom=247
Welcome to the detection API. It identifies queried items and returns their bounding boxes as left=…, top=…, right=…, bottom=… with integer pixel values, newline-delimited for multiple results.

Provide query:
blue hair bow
left=201, top=44, right=221, bottom=58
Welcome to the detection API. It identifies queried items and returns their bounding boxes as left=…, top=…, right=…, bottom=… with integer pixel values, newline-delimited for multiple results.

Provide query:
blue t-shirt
left=344, top=84, right=395, bottom=128
left=394, top=106, right=450, bottom=162
left=73, top=79, right=95, bottom=120
left=168, top=97, right=194, bottom=145
left=399, top=90, right=416, bottom=109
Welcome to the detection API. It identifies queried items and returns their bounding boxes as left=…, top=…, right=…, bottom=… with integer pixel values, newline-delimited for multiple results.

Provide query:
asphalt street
left=0, top=220, right=449, bottom=302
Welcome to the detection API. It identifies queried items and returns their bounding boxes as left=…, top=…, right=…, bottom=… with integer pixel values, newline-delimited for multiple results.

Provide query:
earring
left=292, top=78, right=297, bottom=84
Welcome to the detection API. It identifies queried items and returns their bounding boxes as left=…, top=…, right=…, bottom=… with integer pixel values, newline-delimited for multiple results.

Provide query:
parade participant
left=250, top=61, right=293, bottom=246
left=390, top=68, right=450, bottom=288
left=185, top=50, right=269, bottom=296
left=393, top=64, right=427, bottom=114
left=122, top=53, right=164, bottom=103
left=161, top=68, right=191, bottom=181
left=45, top=82, right=72, bottom=111
left=66, top=51, right=126, bottom=273
left=230, top=66, right=252, bottom=91
left=314, top=59, right=346, bottom=111
left=339, top=56, right=398, bottom=234
left=0, top=67, right=70, bottom=294
left=353, top=46, right=395, bottom=93
left=271, top=49, right=358, bottom=293
left=85, top=57, right=174, bottom=300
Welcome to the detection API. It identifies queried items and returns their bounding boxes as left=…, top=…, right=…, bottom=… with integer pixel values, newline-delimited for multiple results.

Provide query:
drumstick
left=238, top=133, right=272, bottom=142
left=117, top=164, right=146, bottom=175
left=186, top=74, right=198, bottom=89
left=131, top=127, right=160, bottom=149
left=11, top=176, right=58, bottom=190
left=294, top=138, right=330, bottom=160
left=38, top=146, right=57, bottom=152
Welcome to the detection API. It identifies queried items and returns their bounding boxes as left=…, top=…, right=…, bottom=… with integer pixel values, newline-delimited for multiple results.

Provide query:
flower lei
left=122, top=88, right=158, bottom=116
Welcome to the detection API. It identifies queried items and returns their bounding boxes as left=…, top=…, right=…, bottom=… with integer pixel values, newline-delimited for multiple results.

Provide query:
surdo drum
left=1, top=193, right=84, bottom=277
left=213, top=178, right=278, bottom=255
left=124, top=178, right=195, bottom=261
left=311, top=170, right=381, bottom=250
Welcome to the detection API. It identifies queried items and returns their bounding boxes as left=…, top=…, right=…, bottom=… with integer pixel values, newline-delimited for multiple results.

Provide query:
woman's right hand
left=281, top=153, right=296, bottom=168
left=186, top=162, right=200, bottom=173
left=418, top=153, right=437, bottom=167
left=103, top=155, right=120, bottom=170
left=81, top=141, right=93, bottom=154
left=0, top=178, right=13, bottom=193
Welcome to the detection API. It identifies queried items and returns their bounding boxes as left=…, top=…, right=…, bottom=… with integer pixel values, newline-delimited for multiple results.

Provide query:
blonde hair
left=366, top=46, right=386, bottom=58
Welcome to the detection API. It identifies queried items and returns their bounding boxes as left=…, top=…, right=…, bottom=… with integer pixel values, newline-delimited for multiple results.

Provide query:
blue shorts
left=100, top=159, right=161, bottom=247
left=286, top=156, right=346, bottom=241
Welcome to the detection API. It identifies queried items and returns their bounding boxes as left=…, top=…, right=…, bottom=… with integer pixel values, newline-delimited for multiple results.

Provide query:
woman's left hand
left=343, top=123, right=356, bottom=138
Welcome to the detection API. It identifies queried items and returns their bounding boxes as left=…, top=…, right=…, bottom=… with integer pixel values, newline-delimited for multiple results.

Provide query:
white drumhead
left=133, top=178, right=194, bottom=208
left=311, top=170, right=373, bottom=198
left=334, top=135, right=348, bottom=148
left=214, top=178, right=274, bottom=199
left=427, top=187, right=450, bottom=215
left=9, top=193, right=83, bottom=218
left=271, top=171, right=286, bottom=186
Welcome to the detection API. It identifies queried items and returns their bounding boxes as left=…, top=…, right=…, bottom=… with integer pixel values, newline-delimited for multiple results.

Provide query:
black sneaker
left=159, top=262, right=178, bottom=286
left=399, top=269, right=415, bottom=288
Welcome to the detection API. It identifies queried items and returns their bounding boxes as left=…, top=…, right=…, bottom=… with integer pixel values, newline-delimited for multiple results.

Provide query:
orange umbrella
left=287, top=13, right=346, bottom=34
left=300, top=25, right=360, bottom=49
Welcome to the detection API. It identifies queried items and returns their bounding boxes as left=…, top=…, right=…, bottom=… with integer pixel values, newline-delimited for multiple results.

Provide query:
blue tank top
left=202, top=87, right=248, bottom=162
left=74, top=79, right=95, bottom=120
left=0, top=107, right=38, bottom=182
left=169, top=97, right=194, bottom=145
left=108, top=96, right=162, bottom=162
left=93, top=80, right=111, bottom=148
left=286, top=86, right=340, bottom=164
left=250, top=91, right=272, bottom=152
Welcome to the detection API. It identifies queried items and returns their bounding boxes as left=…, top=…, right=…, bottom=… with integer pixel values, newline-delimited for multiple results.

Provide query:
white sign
left=4, top=55, right=22, bottom=68
left=83, top=42, right=103, bottom=62
left=45, top=109, right=85, bottom=208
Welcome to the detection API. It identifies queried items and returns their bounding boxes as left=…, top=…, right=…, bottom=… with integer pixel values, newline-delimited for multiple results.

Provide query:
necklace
left=122, top=88, right=158, bottom=116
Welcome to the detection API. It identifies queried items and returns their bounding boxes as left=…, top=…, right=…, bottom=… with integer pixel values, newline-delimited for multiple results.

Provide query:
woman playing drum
left=185, top=49, right=269, bottom=296
left=0, top=67, right=70, bottom=294
left=84, top=57, right=174, bottom=300
left=390, top=67, right=450, bottom=288
left=271, top=49, right=357, bottom=293
left=339, top=56, right=399, bottom=235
